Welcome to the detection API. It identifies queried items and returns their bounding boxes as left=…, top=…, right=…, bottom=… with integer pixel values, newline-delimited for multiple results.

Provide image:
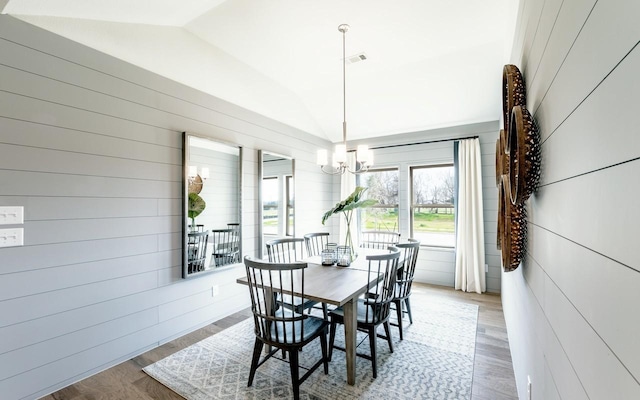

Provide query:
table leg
left=343, top=298, right=357, bottom=385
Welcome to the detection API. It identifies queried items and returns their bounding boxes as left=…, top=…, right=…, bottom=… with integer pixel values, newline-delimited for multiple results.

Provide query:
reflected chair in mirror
left=188, top=224, right=205, bottom=232
left=391, top=239, right=420, bottom=340
left=243, top=256, right=329, bottom=400
left=360, top=230, right=401, bottom=249
left=227, top=223, right=241, bottom=263
left=187, top=231, right=209, bottom=274
left=328, top=247, right=401, bottom=378
left=211, top=228, right=240, bottom=267
left=303, top=232, right=330, bottom=257
left=267, top=238, right=327, bottom=319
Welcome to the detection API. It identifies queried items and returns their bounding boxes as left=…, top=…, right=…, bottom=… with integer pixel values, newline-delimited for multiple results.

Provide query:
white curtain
left=454, top=138, right=486, bottom=293
left=339, top=152, right=359, bottom=248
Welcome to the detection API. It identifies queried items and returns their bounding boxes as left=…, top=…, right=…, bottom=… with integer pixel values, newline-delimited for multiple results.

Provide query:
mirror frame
left=183, top=132, right=243, bottom=279
left=258, top=150, right=295, bottom=259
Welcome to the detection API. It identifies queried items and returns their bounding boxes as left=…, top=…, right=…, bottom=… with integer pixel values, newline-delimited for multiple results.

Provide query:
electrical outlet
left=0, top=228, right=23, bottom=247
left=527, top=375, right=532, bottom=400
left=485, top=263, right=489, bottom=273
left=0, top=206, right=23, bottom=225
left=212, top=285, right=220, bottom=297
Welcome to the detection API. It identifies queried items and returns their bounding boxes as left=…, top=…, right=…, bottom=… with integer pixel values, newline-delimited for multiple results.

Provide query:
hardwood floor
left=42, top=283, right=517, bottom=400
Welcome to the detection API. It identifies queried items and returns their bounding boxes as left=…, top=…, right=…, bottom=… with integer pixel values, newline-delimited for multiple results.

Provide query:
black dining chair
left=266, top=237, right=305, bottom=263
left=211, top=228, right=239, bottom=267
left=391, top=239, right=420, bottom=340
left=328, top=247, right=401, bottom=378
left=360, top=230, right=401, bottom=249
left=187, top=231, right=209, bottom=274
left=243, top=256, right=329, bottom=400
left=303, top=232, right=330, bottom=257
left=267, top=238, right=328, bottom=319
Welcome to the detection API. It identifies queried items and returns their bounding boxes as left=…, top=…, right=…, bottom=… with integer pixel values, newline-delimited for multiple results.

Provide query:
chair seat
left=281, top=294, right=316, bottom=309
left=329, top=298, right=381, bottom=324
left=270, top=313, right=328, bottom=344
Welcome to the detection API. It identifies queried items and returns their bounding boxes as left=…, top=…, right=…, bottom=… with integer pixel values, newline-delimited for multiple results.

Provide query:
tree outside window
left=410, top=165, right=455, bottom=247
left=357, top=168, right=399, bottom=232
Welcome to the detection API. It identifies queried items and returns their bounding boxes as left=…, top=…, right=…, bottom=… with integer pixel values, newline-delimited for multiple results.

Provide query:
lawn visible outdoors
left=412, top=210, right=455, bottom=233
left=362, top=209, right=454, bottom=233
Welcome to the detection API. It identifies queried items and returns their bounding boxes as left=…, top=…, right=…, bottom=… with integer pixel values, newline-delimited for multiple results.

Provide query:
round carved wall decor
left=508, top=105, right=541, bottom=205
left=499, top=178, right=527, bottom=271
left=502, top=64, right=526, bottom=139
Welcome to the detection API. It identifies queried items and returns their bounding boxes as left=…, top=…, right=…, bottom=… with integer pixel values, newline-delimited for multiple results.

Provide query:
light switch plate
left=0, top=228, right=23, bottom=247
left=0, top=206, right=24, bottom=225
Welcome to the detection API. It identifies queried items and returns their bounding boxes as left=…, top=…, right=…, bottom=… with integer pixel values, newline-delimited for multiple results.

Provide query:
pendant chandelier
left=316, top=24, right=373, bottom=175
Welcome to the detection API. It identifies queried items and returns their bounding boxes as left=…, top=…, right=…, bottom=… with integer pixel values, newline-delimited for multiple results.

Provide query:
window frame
left=409, top=163, right=455, bottom=248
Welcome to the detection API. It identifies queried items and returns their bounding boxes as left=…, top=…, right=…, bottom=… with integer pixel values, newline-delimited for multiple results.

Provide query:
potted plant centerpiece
left=322, top=186, right=377, bottom=262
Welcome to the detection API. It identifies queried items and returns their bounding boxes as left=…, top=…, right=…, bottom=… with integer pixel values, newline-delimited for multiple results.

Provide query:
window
left=262, top=177, right=278, bottom=235
left=285, top=175, right=294, bottom=236
left=357, top=168, right=399, bottom=232
left=410, top=165, right=455, bottom=247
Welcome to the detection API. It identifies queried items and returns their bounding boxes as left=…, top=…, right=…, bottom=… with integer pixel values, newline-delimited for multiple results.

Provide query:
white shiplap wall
left=349, top=121, right=501, bottom=292
left=0, top=16, right=334, bottom=400
left=503, top=0, right=640, bottom=399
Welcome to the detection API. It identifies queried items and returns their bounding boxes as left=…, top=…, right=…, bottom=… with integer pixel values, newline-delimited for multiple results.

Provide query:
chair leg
left=320, top=327, right=329, bottom=374
left=288, top=349, right=300, bottom=400
left=405, top=297, right=413, bottom=324
left=383, top=321, right=394, bottom=353
left=368, top=326, right=378, bottom=379
left=248, top=338, right=263, bottom=387
left=328, top=317, right=337, bottom=361
left=395, top=299, right=404, bottom=340
left=322, top=303, right=328, bottom=320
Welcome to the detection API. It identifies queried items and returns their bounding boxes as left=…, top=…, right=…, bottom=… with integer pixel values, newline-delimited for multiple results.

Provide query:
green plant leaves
left=188, top=192, right=206, bottom=220
left=321, top=186, right=378, bottom=225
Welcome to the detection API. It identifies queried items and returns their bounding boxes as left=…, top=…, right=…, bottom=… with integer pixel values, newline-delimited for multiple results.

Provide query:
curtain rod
left=346, top=135, right=479, bottom=151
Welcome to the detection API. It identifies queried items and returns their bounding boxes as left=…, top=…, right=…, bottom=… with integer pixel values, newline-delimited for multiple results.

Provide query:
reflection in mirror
left=183, top=133, right=242, bottom=279
left=258, top=151, right=294, bottom=258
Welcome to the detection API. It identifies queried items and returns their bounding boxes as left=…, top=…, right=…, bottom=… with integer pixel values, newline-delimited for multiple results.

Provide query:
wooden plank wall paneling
left=503, top=0, right=640, bottom=399
left=349, top=122, right=501, bottom=292
left=0, top=16, right=335, bottom=400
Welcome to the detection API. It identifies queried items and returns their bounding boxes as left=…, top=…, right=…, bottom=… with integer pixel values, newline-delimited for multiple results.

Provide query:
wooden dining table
left=236, top=251, right=383, bottom=386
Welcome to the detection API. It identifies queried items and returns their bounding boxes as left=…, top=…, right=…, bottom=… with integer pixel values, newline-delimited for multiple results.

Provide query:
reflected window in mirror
left=259, top=151, right=294, bottom=258
left=286, top=175, right=294, bottom=237
left=262, top=177, right=278, bottom=235
left=184, top=133, right=242, bottom=279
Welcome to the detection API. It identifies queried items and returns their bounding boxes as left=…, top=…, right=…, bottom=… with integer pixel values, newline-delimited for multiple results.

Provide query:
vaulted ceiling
left=2, top=0, right=517, bottom=142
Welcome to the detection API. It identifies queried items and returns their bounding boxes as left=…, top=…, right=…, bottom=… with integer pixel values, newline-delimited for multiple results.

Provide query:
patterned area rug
left=144, top=299, right=478, bottom=400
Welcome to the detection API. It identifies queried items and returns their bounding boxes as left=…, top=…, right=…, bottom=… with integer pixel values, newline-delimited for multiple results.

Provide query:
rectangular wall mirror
left=183, top=133, right=242, bottom=279
left=258, top=150, right=294, bottom=258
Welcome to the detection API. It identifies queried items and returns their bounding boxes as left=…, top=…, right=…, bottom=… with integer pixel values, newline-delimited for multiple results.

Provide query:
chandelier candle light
left=317, top=24, right=373, bottom=175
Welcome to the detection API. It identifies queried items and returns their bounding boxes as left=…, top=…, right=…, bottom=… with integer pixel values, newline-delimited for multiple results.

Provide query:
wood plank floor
left=42, top=283, right=517, bottom=400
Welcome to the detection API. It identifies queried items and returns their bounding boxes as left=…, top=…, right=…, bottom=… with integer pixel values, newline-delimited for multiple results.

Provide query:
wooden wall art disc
left=500, top=178, right=527, bottom=271
left=502, top=64, right=527, bottom=138
left=495, top=137, right=503, bottom=187
left=508, top=105, right=541, bottom=205
left=497, top=176, right=505, bottom=250
left=188, top=174, right=203, bottom=194
left=495, top=129, right=510, bottom=187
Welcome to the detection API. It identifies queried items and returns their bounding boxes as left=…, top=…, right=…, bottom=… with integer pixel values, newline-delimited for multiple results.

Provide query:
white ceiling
left=2, top=0, right=516, bottom=142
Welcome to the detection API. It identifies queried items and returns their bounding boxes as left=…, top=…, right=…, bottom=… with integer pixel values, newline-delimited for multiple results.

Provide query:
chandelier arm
left=319, top=164, right=346, bottom=175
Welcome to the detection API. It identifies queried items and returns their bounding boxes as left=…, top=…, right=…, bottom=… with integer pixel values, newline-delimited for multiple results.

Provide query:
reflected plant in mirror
left=183, top=133, right=242, bottom=279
